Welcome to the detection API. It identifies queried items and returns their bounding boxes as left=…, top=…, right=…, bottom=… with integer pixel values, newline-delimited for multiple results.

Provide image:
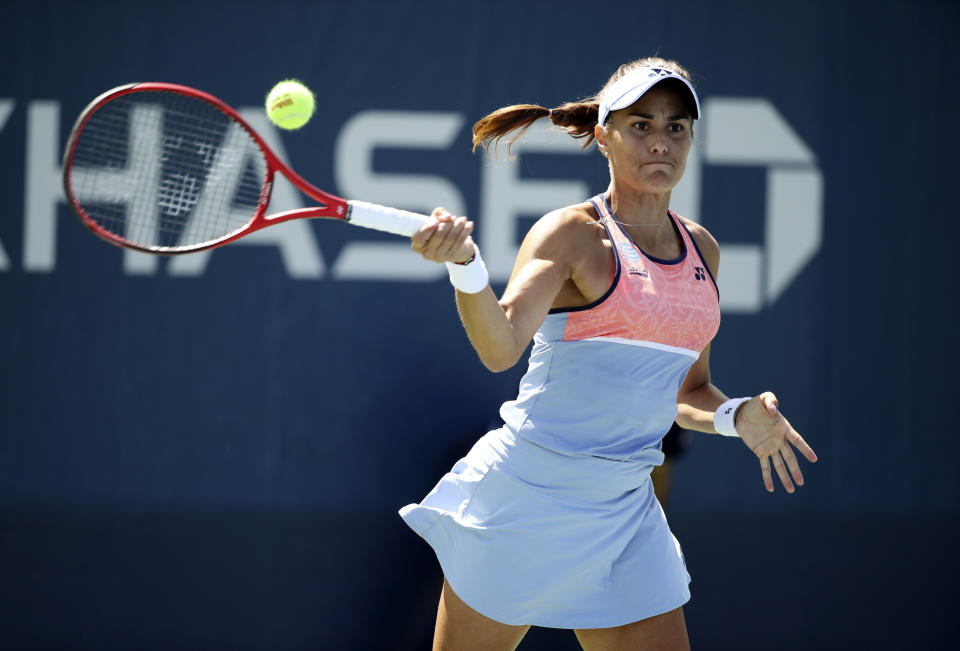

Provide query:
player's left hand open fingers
left=787, top=429, right=818, bottom=464
left=759, top=456, right=774, bottom=493
left=779, top=444, right=805, bottom=488
left=771, top=449, right=795, bottom=493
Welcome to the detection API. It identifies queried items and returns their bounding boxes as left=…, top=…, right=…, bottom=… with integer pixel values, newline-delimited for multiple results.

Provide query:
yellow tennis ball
left=265, top=80, right=315, bottom=130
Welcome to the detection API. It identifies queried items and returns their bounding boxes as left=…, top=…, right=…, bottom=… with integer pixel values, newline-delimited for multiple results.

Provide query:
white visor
left=598, top=66, right=701, bottom=125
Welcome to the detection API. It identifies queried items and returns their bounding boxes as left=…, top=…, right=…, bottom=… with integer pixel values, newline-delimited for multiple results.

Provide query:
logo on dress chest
left=617, top=241, right=650, bottom=278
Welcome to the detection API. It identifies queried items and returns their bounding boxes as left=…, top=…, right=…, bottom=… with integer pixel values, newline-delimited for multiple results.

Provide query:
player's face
left=598, top=85, right=694, bottom=194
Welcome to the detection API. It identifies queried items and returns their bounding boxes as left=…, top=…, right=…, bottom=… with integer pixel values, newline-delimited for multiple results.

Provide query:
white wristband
left=714, top=397, right=751, bottom=437
left=445, top=248, right=489, bottom=294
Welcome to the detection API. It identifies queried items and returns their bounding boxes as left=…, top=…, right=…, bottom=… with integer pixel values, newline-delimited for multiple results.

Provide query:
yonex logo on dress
left=694, top=266, right=706, bottom=281
left=628, top=266, right=649, bottom=278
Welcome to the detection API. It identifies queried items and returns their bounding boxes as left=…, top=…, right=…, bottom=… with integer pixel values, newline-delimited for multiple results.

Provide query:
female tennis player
left=400, top=57, right=817, bottom=650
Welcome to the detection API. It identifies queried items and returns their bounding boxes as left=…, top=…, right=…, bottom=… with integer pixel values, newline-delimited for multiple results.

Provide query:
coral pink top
left=563, top=194, right=720, bottom=355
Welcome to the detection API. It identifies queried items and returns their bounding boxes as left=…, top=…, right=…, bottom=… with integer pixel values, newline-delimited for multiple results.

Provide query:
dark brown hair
left=471, top=57, right=695, bottom=155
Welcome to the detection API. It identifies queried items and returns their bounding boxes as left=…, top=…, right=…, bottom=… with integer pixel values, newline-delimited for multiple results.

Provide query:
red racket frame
left=62, top=82, right=352, bottom=254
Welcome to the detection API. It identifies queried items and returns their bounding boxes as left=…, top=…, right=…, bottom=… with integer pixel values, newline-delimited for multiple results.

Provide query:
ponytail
left=471, top=99, right=600, bottom=155
left=472, top=56, right=695, bottom=156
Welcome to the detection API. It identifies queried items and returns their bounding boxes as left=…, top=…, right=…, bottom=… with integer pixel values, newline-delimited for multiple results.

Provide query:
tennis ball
left=265, top=80, right=315, bottom=130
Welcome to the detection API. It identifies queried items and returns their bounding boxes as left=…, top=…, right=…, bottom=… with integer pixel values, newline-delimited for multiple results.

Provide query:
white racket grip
left=346, top=200, right=432, bottom=236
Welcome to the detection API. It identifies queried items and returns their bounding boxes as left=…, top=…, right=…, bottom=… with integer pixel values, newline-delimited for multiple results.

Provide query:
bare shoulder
left=677, top=215, right=720, bottom=277
left=521, top=201, right=605, bottom=256
left=505, top=200, right=608, bottom=292
left=539, top=201, right=603, bottom=236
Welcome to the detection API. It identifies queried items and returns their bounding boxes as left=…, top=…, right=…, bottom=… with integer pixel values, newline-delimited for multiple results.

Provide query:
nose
left=650, top=131, right=669, bottom=155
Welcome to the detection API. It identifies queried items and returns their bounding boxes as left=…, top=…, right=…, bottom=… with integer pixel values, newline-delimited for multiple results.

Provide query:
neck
left=604, top=184, right=674, bottom=248
left=605, top=183, right=672, bottom=224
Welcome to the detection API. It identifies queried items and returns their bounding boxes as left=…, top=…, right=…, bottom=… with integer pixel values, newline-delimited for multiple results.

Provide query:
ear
left=594, top=124, right=607, bottom=146
left=594, top=124, right=608, bottom=157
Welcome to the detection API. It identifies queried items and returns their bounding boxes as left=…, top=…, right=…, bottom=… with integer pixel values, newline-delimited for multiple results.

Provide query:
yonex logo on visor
left=598, top=67, right=701, bottom=125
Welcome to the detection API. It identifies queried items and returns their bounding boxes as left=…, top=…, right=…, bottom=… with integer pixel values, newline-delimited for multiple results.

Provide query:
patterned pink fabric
left=562, top=198, right=721, bottom=354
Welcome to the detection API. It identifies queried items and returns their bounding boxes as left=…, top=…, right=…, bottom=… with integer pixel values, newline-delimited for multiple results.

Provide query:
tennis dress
left=399, top=194, right=721, bottom=628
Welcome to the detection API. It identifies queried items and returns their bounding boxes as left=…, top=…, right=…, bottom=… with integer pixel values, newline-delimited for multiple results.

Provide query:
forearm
left=415, top=208, right=575, bottom=373
left=675, top=382, right=732, bottom=433
left=455, top=289, right=527, bottom=373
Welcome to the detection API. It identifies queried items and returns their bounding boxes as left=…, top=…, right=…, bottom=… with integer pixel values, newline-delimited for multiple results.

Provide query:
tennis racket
left=62, top=82, right=432, bottom=254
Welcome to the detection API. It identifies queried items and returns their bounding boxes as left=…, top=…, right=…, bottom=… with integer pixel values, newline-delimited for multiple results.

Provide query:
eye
left=632, top=121, right=650, bottom=131
left=668, top=123, right=685, bottom=133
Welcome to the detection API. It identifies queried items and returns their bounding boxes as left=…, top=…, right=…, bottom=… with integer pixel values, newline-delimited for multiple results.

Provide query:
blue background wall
left=2, top=1, right=958, bottom=648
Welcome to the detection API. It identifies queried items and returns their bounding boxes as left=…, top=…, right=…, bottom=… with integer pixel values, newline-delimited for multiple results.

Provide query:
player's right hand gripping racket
left=62, top=82, right=432, bottom=254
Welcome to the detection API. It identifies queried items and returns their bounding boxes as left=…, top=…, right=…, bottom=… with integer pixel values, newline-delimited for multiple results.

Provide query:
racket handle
left=346, top=200, right=432, bottom=237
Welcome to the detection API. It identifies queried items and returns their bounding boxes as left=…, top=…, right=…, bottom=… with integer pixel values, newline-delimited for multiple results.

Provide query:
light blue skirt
left=399, top=427, right=690, bottom=629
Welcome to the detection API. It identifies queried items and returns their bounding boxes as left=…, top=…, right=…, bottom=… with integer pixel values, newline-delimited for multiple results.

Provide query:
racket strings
left=68, top=91, right=266, bottom=250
